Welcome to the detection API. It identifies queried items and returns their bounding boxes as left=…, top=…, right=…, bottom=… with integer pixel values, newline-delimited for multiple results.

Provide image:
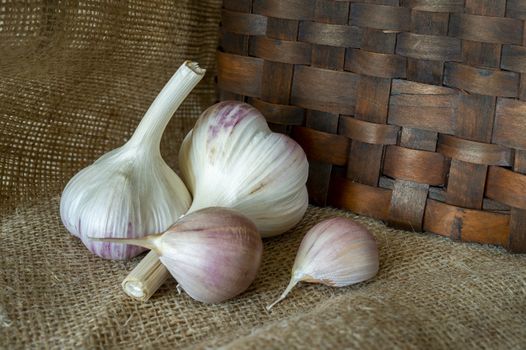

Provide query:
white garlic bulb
left=179, top=101, right=309, bottom=237
left=267, top=217, right=379, bottom=310
left=92, top=207, right=263, bottom=303
left=60, top=61, right=205, bottom=260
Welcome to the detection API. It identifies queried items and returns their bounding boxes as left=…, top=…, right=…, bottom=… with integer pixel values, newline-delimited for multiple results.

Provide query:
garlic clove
left=267, top=217, right=379, bottom=310
left=179, top=101, right=309, bottom=237
left=92, top=207, right=263, bottom=304
left=60, top=61, right=205, bottom=260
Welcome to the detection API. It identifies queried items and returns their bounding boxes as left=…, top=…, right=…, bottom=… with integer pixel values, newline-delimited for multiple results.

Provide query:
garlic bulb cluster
left=60, top=61, right=205, bottom=260
left=267, top=217, right=379, bottom=310
left=179, top=101, right=309, bottom=237
left=92, top=207, right=263, bottom=303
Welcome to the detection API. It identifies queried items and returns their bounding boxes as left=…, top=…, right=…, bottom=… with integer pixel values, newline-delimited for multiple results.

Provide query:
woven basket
left=217, top=0, right=526, bottom=252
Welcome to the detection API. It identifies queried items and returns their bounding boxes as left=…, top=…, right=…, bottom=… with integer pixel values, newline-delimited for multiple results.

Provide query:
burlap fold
left=1, top=1, right=525, bottom=349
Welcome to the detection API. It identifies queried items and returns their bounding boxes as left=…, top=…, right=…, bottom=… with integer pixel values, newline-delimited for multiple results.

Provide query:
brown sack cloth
left=1, top=1, right=525, bottom=349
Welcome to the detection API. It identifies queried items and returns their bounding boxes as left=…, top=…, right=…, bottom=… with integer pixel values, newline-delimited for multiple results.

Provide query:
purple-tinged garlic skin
left=179, top=101, right=309, bottom=237
left=60, top=62, right=203, bottom=260
left=158, top=207, right=263, bottom=303
left=90, top=207, right=263, bottom=303
left=267, top=217, right=379, bottom=310
left=294, top=217, right=379, bottom=286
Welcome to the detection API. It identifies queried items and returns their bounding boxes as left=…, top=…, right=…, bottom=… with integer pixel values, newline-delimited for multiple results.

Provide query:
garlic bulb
left=92, top=207, right=263, bottom=303
left=60, top=61, right=205, bottom=260
left=267, top=217, right=379, bottom=310
left=179, top=101, right=309, bottom=237
left=121, top=100, right=309, bottom=301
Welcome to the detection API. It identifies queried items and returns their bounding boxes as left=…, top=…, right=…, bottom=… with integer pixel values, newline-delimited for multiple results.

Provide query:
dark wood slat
left=501, top=45, right=526, bottom=73
left=346, top=49, right=406, bottom=78
left=486, top=166, right=526, bottom=210
left=265, top=17, right=299, bottom=40
left=406, top=59, right=444, bottom=85
left=249, top=37, right=311, bottom=65
left=217, top=52, right=263, bottom=98
left=401, top=0, right=464, bottom=12
left=220, top=32, right=249, bottom=55
left=493, top=98, right=526, bottom=149
left=360, top=28, right=395, bottom=53
left=292, top=126, right=349, bottom=166
left=506, top=0, right=526, bottom=20
left=400, top=128, right=437, bottom=151
left=253, top=0, right=315, bottom=20
left=410, top=10, right=449, bottom=35
left=423, top=199, right=509, bottom=245
left=248, top=98, right=304, bottom=125
left=384, top=146, right=447, bottom=185
left=449, top=13, right=523, bottom=45
left=314, top=0, right=350, bottom=24
left=223, top=0, right=251, bottom=11
left=438, top=134, right=512, bottom=166
left=260, top=61, right=293, bottom=104
left=465, top=0, right=506, bottom=16
left=347, top=142, right=384, bottom=186
left=291, top=66, right=358, bottom=115
left=351, top=3, right=411, bottom=31
left=388, top=180, right=429, bottom=231
left=396, top=33, right=461, bottom=61
left=311, top=45, right=346, bottom=70
left=299, top=21, right=361, bottom=48
left=221, top=10, right=267, bottom=36
left=456, top=94, right=496, bottom=142
left=328, top=176, right=392, bottom=221
left=462, top=40, right=501, bottom=68
left=444, top=62, right=519, bottom=98
left=509, top=149, right=526, bottom=252
left=339, top=116, right=399, bottom=145
left=445, top=160, right=487, bottom=209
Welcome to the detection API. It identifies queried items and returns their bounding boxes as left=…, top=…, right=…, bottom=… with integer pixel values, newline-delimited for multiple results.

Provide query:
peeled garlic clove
left=267, top=217, right=379, bottom=310
left=92, top=207, right=263, bottom=303
left=60, top=61, right=205, bottom=260
left=179, top=101, right=309, bottom=237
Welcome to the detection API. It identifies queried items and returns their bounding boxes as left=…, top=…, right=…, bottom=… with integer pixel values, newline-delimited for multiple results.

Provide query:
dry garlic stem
left=124, top=101, right=309, bottom=300
left=60, top=61, right=205, bottom=260
left=93, top=207, right=263, bottom=303
left=267, top=217, right=379, bottom=310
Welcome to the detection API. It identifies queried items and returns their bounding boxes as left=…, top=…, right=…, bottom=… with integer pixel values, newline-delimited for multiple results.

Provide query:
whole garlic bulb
left=92, top=207, right=263, bottom=303
left=179, top=101, right=309, bottom=237
left=267, top=217, right=379, bottom=310
left=60, top=61, right=205, bottom=260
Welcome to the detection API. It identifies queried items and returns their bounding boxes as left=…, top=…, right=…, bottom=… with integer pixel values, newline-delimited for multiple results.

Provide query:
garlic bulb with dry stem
left=267, top=217, right=379, bottom=310
left=92, top=207, right=263, bottom=303
left=180, top=101, right=309, bottom=237
left=60, top=61, right=205, bottom=260
left=123, top=100, right=309, bottom=300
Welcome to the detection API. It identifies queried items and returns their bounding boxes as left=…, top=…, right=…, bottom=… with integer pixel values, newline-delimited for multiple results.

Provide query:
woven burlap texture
left=1, top=1, right=525, bottom=349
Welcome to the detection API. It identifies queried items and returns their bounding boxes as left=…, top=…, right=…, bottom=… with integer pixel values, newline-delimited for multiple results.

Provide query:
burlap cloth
left=1, top=1, right=525, bottom=349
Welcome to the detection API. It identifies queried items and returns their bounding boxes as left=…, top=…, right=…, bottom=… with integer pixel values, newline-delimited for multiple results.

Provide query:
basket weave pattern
left=217, top=0, right=526, bottom=252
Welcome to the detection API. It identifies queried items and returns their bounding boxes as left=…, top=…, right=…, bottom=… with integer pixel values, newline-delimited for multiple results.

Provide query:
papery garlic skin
left=60, top=147, right=191, bottom=260
left=267, top=217, right=379, bottom=310
left=179, top=101, right=309, bottom=237
left=91, top=207, right=263, bottom=303
left=158, top=207, right=263, bottom=303
left=60, top=61, right=204, bottom=260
